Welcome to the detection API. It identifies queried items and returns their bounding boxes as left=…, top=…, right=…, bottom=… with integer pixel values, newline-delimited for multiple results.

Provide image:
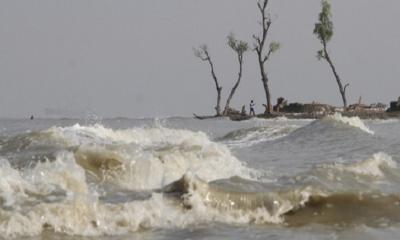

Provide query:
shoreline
left=227, top=111, right=400, bottom=121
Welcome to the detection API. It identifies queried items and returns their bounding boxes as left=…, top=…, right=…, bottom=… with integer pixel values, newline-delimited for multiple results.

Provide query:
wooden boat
left=193, top=114, right=217, bottom=120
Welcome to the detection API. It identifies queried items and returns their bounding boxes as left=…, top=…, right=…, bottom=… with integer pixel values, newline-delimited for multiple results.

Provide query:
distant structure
left=241, top=105, right=247, bottom=116
left=388, top=97, right=400, bottom=112
left=273, top=97, right=287, bottom=112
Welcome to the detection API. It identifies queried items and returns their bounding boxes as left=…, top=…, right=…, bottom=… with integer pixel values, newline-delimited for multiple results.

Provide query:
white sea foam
left=1, top=118, right=395, bottom=238
left=367, top=118, right=400, bottom=125
left=220, top=125, right=298, bottom=148
left=0, top=153, right=188, bottom=237
left=0, top=123, right=267, bottom=237
left=0, top=159, right=33, bottom=207
left=43, top=124, right=258, bottom=190
left=0, top=153, right=308, bottom=237
left=318, top=152, right=397, bottom=180
left=0, top=171, right=284, bottom=238
left=338, top=152, right=397, bottom=177
left=28, top=151, right=89, bottom=194
left=0, top=151, right=396, bottom=237
left=168, top=174, right=323, bottom=225
left=0, top=192, right=178, bottom=237
left=0, top=152, right=89, bottom=210
left=325, top=113, right=374, bottom=134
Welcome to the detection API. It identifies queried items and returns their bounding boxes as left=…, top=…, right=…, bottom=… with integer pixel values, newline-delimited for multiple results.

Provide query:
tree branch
left=344, top=83, right=350, bottom=93
left=257, top=0, right=269, bottom=13
left=254, top=0, right=275, bottom=115
left=257, top=2, right=263, bottom=12
left=193, top=46, right=210, bottom=62
left=263, top=49, right=273, bottom=63
left=252, top=35, right=261, bottom=46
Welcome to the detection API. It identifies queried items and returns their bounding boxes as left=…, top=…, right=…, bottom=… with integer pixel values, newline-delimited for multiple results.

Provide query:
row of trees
left=194, top=0, right=349, bottom=116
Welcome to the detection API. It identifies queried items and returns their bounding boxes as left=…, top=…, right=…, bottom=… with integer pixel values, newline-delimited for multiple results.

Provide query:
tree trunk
left=207, top=58, right=223, bottom=116
left=323, top=44, right=348, bottom=110
left=254, top=0, right=274, bottom=115
left=223, top=54, right=244, bottom=115
left=258, top=64, right=272, bottom=114
left=262, top=78, right=272, bottom=114
left=195, top=46, right=224, bottom=116
left=216, top=86, right=222, bottom=116
left=256, top=51, right=272, bottom=114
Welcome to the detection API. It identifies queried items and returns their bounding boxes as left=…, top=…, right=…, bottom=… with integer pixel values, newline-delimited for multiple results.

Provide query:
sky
left=0, top=0, right=399, bottom=118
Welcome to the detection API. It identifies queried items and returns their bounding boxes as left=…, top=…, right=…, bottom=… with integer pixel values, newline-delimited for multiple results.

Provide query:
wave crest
left=324, top=113, right=374, bottom=134
left=334, top=152, right=397, bottom=177
left=218, top=125, right=297, bottom=148
left=11, top=124, right=258, bottom=190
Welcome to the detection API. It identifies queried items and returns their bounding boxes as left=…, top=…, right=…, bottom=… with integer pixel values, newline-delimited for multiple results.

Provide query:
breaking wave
left=322, top=152, right=397, bottom=178
left=282, top=113, right=374, bottom=144
left=0, top=120, right=396, bottom=238
left=0, top=123, right=264, bottom=237
left=161, top=152, right=400, bottom=227
left=5, top=124, right=258, bottom=190
left=217, top=125, right=298, bottom=148
left=325, top=113, right=374, bottom=134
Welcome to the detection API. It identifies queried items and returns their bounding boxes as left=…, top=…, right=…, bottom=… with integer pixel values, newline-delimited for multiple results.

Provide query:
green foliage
left=227, top=33, right=249, bottom=54
left=269, top=42, right=281, bottom=53
left=316, top=50, right=325, bottom=60
left=193, top=48, right=201, bottom=58
left=199, top=44, right=208, bottom=52
left=193, top=44, right=209, bottom=60
left=313, top=0, right=334, bottom=44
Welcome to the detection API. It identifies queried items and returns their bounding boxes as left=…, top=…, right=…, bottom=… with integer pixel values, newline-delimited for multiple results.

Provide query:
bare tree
left=194, top=45, right=223, bottom=116
left=223, top=33, right=249, bottom=115
left=253, top=0, right=280, bottom=115
left=314, top=0, right=349, bottom=110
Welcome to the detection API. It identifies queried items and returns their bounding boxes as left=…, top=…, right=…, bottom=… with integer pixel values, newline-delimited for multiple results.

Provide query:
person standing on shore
left=250, top=100, right=256, bottom=116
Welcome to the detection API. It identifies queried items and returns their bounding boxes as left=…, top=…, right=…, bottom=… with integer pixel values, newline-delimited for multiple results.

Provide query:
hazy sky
left=0, top=0, right=399, bottom=118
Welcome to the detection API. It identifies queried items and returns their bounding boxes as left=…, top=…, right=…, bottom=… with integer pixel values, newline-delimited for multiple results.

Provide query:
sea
left=0, top=113, right=399, bottom=240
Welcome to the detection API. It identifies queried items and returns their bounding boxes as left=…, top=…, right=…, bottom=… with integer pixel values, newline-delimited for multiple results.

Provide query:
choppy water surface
left=0, top=114, right=399, bottom=239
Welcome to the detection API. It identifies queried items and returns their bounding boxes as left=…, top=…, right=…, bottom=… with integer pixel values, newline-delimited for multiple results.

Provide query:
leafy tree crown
left=269, top=42, right=280, bottom=53
left=313, top=0, right=334, bottom=44
left=227, top=33, right=249, bottom=55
